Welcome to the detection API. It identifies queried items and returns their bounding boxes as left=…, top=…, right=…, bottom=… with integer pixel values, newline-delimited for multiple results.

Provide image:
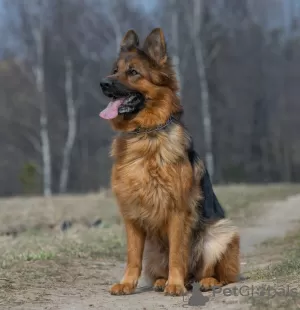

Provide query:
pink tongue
left=99, top=98, right=125, bottom=119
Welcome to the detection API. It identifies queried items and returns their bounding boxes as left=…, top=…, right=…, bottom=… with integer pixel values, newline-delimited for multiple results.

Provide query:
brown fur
left=104, top=28, right=240, bottom=296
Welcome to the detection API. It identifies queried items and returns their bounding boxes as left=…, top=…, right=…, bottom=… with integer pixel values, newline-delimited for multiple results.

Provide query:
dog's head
left=99, top=28, right=182, bottom=132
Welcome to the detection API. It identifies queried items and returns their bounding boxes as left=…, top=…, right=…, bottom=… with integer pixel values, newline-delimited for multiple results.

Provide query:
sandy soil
left=7, top=194, right=300, bottom=310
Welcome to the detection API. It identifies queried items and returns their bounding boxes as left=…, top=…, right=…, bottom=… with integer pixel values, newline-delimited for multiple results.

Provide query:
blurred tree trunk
left=32, top=1, right=52, bottom=196
left=59, top=56, right=77, bottom=193
left=169, top=0, right=182, bottom=96
left=185, top=0, right=214, bottom=181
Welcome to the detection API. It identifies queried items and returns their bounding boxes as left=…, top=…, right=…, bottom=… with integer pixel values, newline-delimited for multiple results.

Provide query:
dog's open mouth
left=99, top=93, right=144, bottom=120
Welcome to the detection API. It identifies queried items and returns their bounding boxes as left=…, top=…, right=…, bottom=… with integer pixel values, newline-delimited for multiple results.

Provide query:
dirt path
left=240, top=194, right=300, bottom=255
left=11, top=194, right=300, bottom=310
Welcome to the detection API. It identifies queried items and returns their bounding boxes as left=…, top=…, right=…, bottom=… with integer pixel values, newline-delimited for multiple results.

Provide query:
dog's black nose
left=100, top=78, right=113, bottom=91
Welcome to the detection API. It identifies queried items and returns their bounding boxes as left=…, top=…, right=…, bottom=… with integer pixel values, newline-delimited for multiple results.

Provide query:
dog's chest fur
left=111, top=126, right=195, bottom=231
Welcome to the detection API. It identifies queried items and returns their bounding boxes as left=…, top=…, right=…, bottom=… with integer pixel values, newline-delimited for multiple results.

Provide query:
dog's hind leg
left=213, top=232, right=240, bottom=286
left=195, top=219, right=240, bottom=291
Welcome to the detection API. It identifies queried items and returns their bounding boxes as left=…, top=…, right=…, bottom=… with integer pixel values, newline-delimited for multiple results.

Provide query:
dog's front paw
left=164, top=283, right=186, bottom=296
left=153, top=278, right=167, bottom=292
left=199, top=277, right=223, bottom=291
left=110, top=283, right=136, bottom=295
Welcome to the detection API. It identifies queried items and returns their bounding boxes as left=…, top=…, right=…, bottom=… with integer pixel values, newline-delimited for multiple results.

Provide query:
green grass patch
left=249, top=257, right=300, bottom=281
left=21, top=250, right=55, bottom=261
left=0, top=226, right=126, bottom=270
left=248, top=225, right=300, bottom=281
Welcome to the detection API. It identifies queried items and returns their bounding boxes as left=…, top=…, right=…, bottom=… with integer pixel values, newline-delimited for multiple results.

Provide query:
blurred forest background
left=0, top=0, right=300, bottom=197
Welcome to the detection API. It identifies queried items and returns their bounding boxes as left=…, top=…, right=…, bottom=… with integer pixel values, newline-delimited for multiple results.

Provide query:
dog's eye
left=128, top=68, right=138, bottom=76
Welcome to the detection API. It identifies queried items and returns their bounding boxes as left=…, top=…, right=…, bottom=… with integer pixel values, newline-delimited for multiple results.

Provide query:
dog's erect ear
left=143, top=28, right=167, bottom=65
left=120, top=29, right=139, bottom=51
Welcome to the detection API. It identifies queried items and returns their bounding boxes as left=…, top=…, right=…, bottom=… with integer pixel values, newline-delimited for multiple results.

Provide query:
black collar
left=120, top=115, right=176, bottom=136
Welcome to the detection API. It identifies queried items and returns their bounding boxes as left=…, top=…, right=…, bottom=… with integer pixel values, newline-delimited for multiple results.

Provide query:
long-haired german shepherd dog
left=99, top=28, right=240, bottom=296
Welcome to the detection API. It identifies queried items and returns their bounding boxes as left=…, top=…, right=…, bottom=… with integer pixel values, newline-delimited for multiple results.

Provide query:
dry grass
left=244, top=223, right=300, bottom=309
left=248, top=224, right=300, bottom=281
left=0, top=191, right=119, bottom=236
left=215, top=183, right=300, bottom=223
left=1, top=183, right=299, bottom=236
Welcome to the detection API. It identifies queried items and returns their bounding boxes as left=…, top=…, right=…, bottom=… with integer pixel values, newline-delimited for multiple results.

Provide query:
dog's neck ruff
left=120, top=115, right=176, bottom=136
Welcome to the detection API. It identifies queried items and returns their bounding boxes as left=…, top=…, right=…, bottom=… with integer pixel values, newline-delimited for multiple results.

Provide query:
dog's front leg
left=164, top=212, right=189, bottom=296
left=110, top=219, right=145, bottom=295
